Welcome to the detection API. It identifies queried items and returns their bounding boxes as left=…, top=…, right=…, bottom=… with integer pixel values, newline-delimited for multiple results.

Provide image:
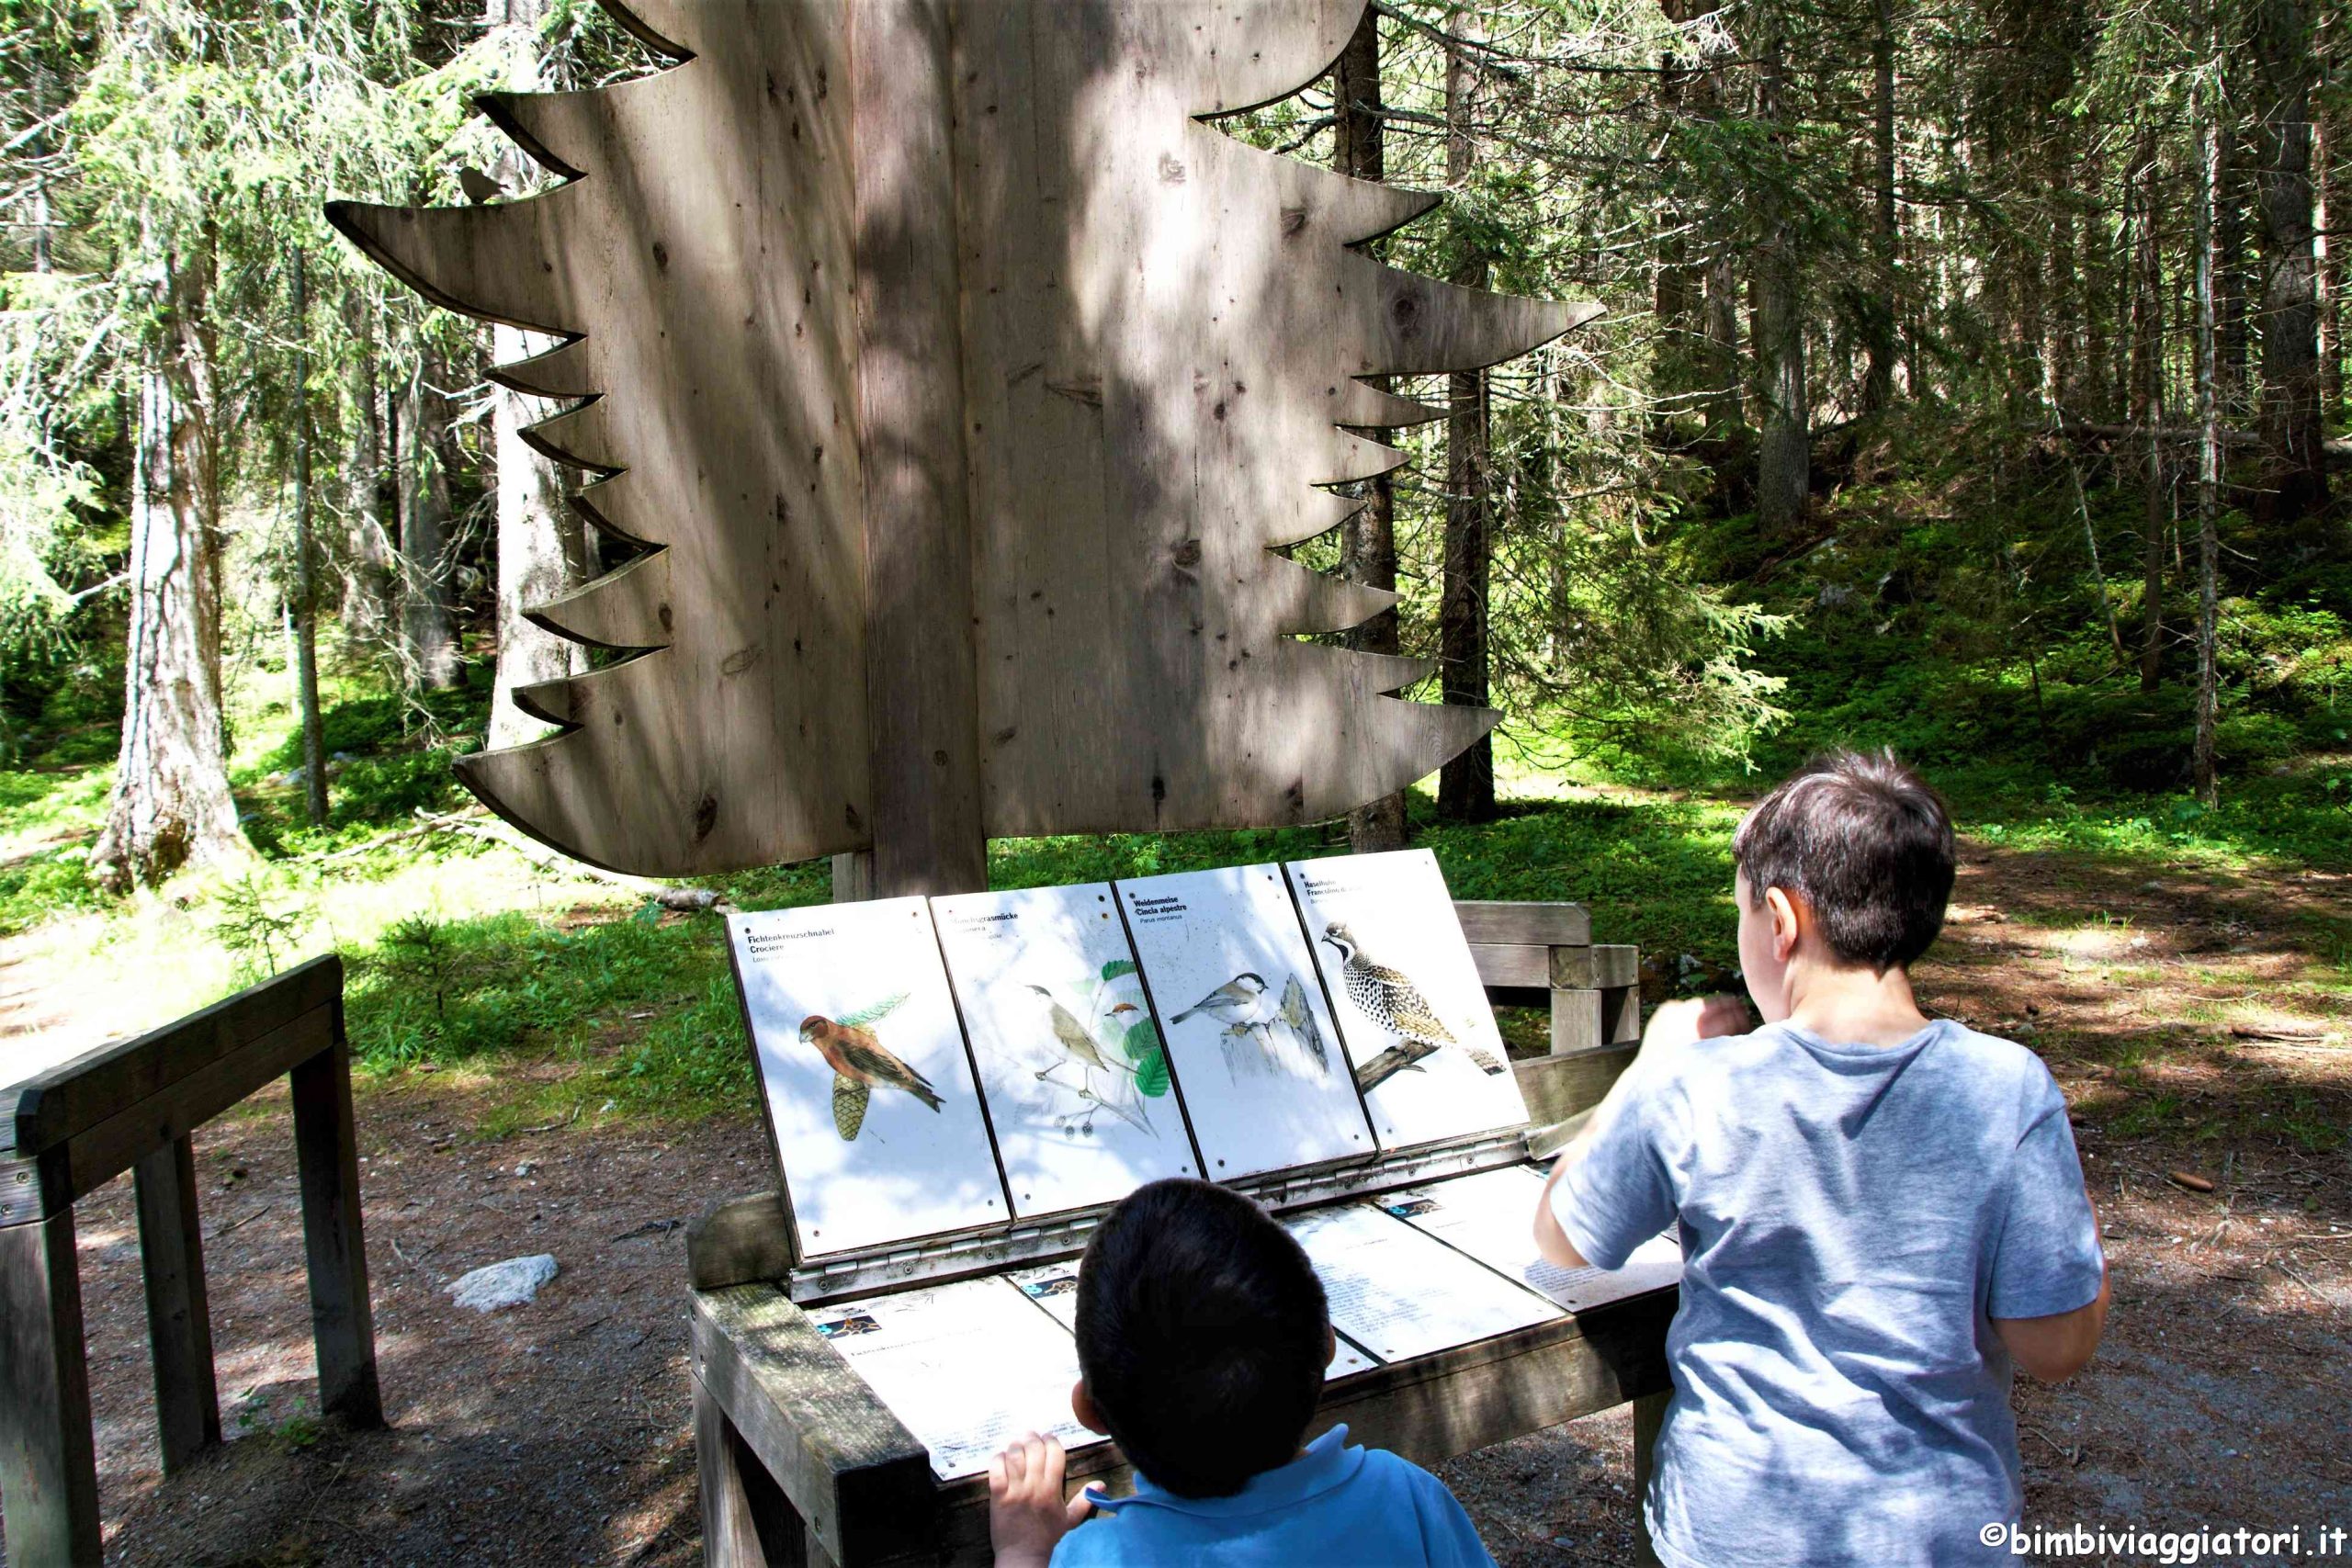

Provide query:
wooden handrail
left=0, top=955, right=379, bottom=1567
left=5, top=954, right=341, bottom=1157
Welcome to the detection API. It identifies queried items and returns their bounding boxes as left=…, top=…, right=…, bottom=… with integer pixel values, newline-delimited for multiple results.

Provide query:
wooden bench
left=685, top=901, right=1670, bottom=1566
left=0, top=955, right=382, bottom=1567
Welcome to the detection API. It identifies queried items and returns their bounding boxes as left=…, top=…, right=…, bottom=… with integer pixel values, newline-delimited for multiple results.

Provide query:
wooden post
left=843, top=0, right=987, bottom=900
left=696, top=1372, right=814, bottom=1566
left=1632, top=1388, right=1669, bottom=1568
left=289, top=1036, right=382, bottom=1427
left=133, top=1134, right=221, bottom=1472
left=0, top=1206, right=102, bottom=1567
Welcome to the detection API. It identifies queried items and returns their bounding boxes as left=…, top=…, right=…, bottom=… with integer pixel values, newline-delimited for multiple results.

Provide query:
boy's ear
left=1324, top=1324, right=1337, bottom=1369
left=1764, top=885, right=1804, bottom=961
left=1072, top=1379, right=1113, bottom=1437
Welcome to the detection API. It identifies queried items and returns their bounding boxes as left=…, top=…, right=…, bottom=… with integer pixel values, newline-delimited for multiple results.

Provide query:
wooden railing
left=0, top=955, right=381, bottom=1567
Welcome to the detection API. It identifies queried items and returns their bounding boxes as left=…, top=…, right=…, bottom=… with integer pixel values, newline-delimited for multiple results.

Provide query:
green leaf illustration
left=1125, top=1015, right=1169, bottom=1098
left=1135, top=1043, right=1170, bottom=1099
left=1100, top=958, right=1137, bottom=982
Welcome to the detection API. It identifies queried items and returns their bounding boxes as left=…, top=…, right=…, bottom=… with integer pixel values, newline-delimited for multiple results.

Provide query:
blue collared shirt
left=1050, top=1424, right=1497, bottom=1568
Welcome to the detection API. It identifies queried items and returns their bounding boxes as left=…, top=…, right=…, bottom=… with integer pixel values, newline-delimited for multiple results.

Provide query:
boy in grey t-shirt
left=1535, top=750, right=2108, bottom=1568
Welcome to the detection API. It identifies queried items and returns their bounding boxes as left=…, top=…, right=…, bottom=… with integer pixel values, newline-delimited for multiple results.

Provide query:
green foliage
left=1124, top=1015, right=1169, bottom=1099
left=212, top=872, right=306, bottom=977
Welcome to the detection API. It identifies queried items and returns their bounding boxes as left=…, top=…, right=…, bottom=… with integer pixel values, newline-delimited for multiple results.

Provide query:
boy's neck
left=1778, top=957, right=1931, bottom=1048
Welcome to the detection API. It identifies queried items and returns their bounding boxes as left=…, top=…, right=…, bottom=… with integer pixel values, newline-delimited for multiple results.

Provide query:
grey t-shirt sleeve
left=1986, top=1077, right=2106, bottom=1320
left=1551, top=1059, right=1680, bottom=1270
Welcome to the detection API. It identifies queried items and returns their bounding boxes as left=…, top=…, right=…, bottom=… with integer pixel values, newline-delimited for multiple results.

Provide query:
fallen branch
left=2054, top=418, right=2352, bottom=467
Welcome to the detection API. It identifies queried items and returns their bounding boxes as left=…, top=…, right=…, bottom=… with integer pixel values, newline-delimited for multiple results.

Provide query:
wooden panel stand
left=0, top=957, right=380, bottom=1564
left=687, top=899, right=1672, bottom=1566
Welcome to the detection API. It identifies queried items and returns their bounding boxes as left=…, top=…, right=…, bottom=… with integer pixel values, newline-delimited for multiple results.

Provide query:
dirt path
left=6, top=840, right=2345, bottom=1565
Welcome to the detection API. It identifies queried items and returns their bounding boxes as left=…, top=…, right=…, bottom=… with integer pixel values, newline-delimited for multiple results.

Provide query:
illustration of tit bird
left=799, top=998, right=943, bottom=1141
left=1171, top=972, right=1275, bottom=1032
left=1318, top=922, right=1504, bottom=1092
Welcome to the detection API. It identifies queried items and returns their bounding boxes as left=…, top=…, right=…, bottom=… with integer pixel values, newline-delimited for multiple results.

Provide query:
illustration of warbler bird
left=798, top=993, right=942, bottom=1140
left=1171, top=972, right=1275, bottom=1032
left=1028, top=984, right=1117, bottom=1075
left=1319, top=922, right=1503, bottom=1092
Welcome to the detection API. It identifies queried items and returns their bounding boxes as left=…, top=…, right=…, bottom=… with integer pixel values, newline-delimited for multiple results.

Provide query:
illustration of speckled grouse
left=1319, top=922, right=1503, bottom=1092
left=798, top=993, right=943, bottom=1140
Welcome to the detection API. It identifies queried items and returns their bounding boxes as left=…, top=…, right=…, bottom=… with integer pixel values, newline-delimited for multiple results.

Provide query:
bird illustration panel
left=726, top=898, right=1010, bottom=1258
left=933, top=884, right=1202, bottom=1219
left=1285, top=850, right=1531, bottom=1148
left=1117, top=865, right=1373, bottom=1180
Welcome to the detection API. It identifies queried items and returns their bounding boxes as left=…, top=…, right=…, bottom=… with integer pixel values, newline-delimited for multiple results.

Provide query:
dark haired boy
left=1535, top=749, right=2109, bottom=1567
left=989, top=1178, right=1497, bottom=1568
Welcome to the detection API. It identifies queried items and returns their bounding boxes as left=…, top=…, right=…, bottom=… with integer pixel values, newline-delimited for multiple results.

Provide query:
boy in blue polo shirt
left=988, top=1178, right=1495, bottom=1568
left=1536, top=749, right=2110, bottom=1567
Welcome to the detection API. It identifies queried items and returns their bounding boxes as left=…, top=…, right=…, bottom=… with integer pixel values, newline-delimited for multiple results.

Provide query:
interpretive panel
left=935, top=885, right=1201, bottom=1217
left=727, top=898, right=1009, bottom=1257
left=1287, top=850, right=1529, bottom=1146
left=1118, top=865, right=1374, bottom=1179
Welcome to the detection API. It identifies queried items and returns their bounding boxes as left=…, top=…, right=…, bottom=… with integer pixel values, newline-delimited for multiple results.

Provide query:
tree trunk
left=1751, top=28, right=1808, bottom=534
left=2194, top=101, right=2222, bottom=804
left=1331, top=6, right=1407, bottom=852
left=2316, top=112, right=2341, bottom=427
left=2132, top=133, right=2167, bottom=693
left=341, top=309, right=400, bottom=652
left=2219, top=121, right=2250, bottom=414
left=398, top=345, right=461, bottom=692
left=2253, top=0, right=2327, bottom=523
left=1860, top=0, right=1899, bottom=414
left=94, top=252, right=249, bottom=888
left=291, top=251, right=328, bottom=827
left=1438, top=17, right=1494, bottom=823
left=484, top=0, right=591, bottom=748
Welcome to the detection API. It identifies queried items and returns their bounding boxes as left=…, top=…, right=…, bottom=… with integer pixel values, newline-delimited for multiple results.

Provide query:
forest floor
left=3, top=831, right=2345, bottom=1566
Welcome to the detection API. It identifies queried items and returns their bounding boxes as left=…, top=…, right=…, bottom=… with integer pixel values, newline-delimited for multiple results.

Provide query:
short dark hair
left=1073, top=1178, right=1328, bottom=1498
left=1732, top=748, right=1956, bottom=973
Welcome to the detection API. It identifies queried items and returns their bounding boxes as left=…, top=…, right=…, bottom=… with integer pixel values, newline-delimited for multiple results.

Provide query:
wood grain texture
left=851, top=0, right=986, bottom=897
left=1550, top=988, right=1607, bottom=1055
left=690, top=1190, right=801, bottom=1292
left=1514, top=1043, right=1636, bottom=1129
left=1453, top=900, right=1593, bottom=947
left=696, top=1370, right=818, bottom=1567
left=290, top=1041, right=382, bottom=1427
left=329, top=0, right=1596, bottom=876
left=692, top=1283, right=935, bottom=1566
left=328, top=1, right=869, bottom=877
left=0, top=1208, right=101, bottom=1568
left=133, top=1135, right=220, bottom=1473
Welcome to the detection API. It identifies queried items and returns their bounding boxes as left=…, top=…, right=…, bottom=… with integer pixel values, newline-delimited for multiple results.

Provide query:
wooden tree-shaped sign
left=329, top=0, right=1598, bottom=894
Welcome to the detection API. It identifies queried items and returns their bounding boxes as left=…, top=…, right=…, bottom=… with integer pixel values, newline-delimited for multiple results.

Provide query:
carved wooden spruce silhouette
left=328, top=0, right=1598, bottom=890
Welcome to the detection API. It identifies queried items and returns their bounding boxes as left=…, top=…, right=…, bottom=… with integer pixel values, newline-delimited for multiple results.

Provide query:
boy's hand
left=989, top=1432, right=1092, bottom=1568
left=1643, top=993, right=1750, bottom=1055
